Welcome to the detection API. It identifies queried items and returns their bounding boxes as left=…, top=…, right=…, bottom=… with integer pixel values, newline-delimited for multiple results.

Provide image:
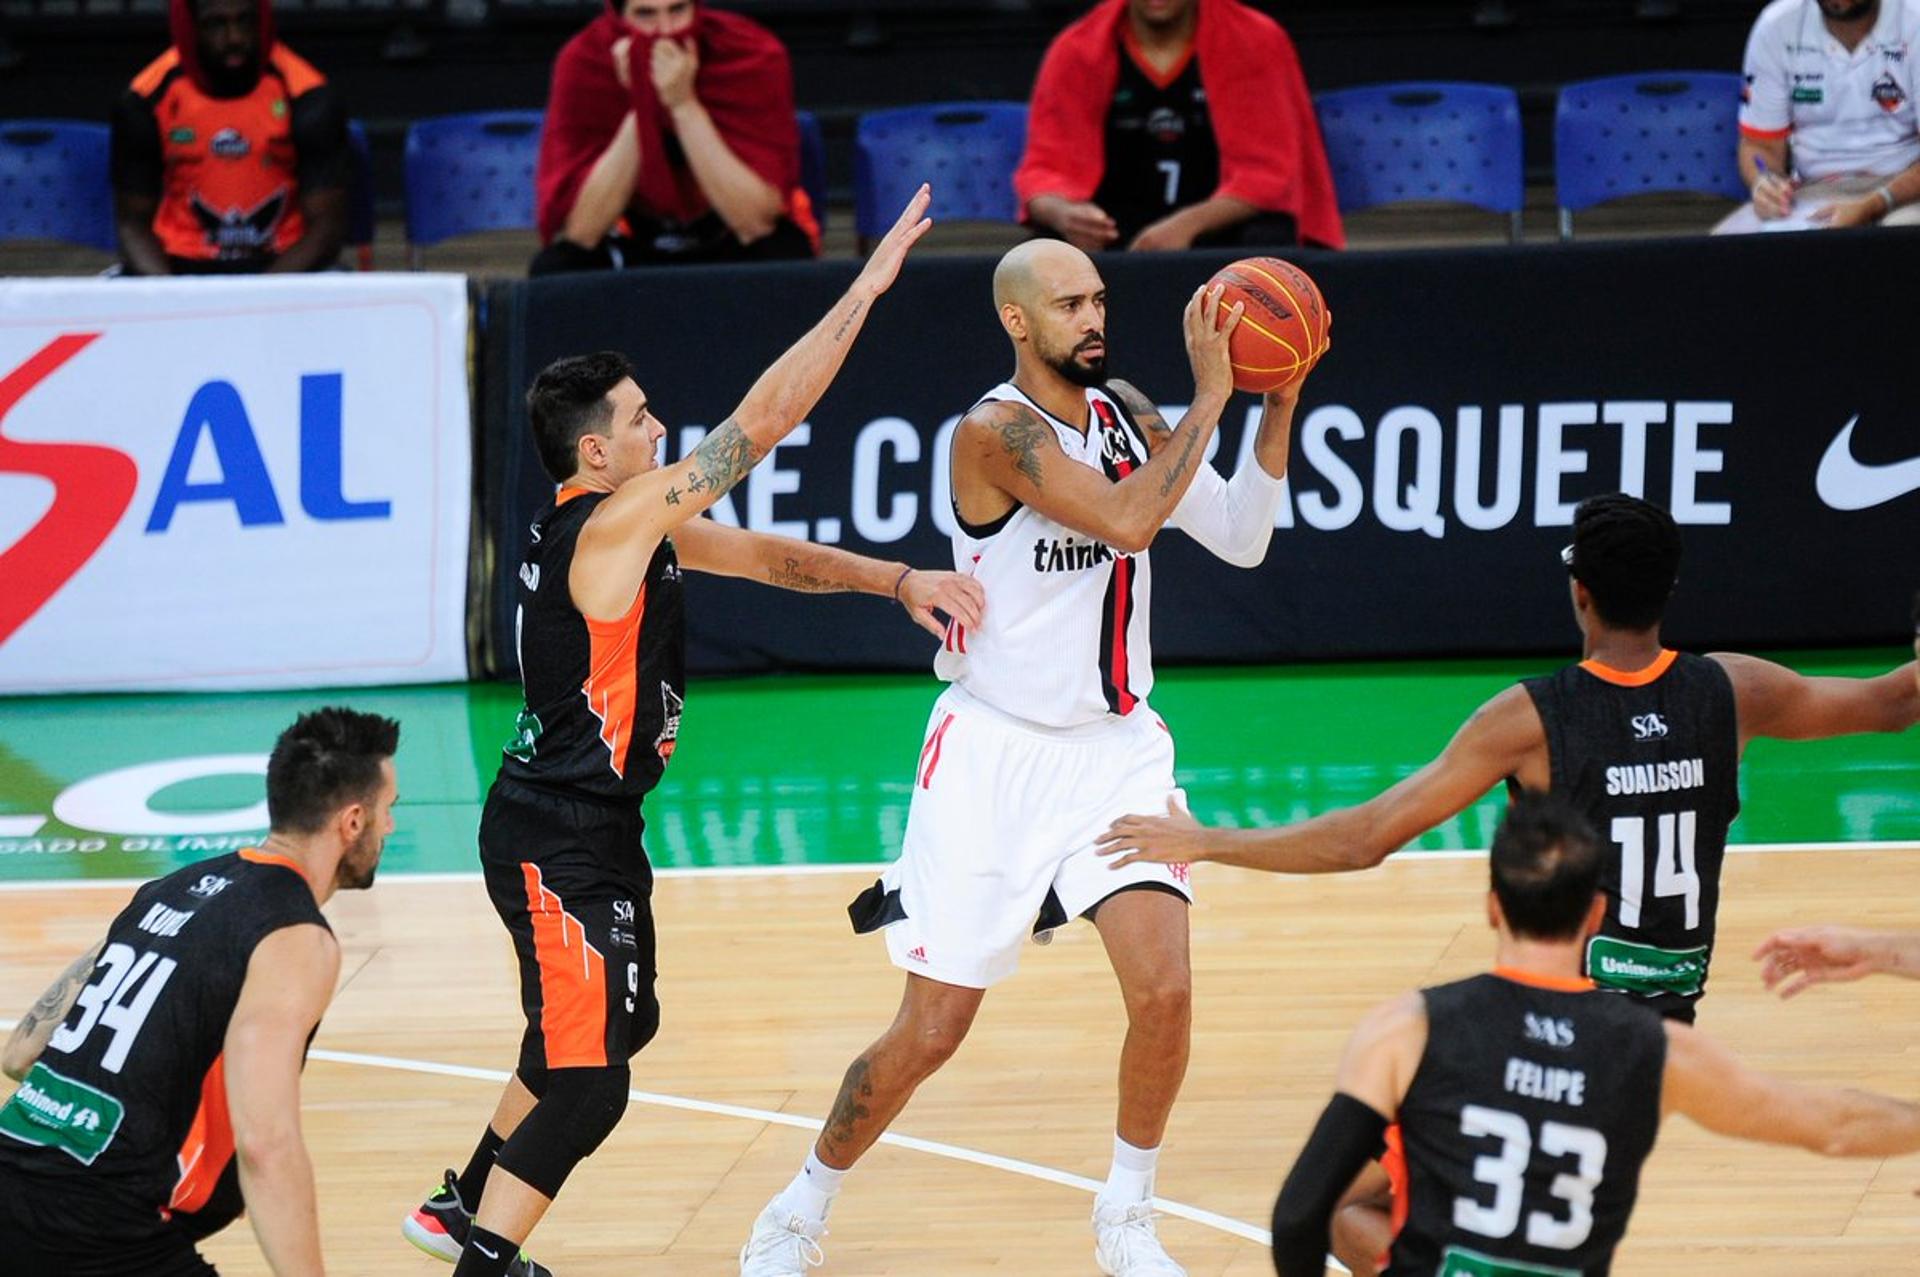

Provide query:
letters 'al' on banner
left=0, top=276, right=472, bottom=693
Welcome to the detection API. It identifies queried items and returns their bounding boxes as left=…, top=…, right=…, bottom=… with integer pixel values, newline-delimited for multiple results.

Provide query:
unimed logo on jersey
left=0, top=333, right=388, bottom=648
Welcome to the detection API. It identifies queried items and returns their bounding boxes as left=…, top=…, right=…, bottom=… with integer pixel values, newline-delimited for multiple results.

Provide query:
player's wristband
left=1874, top=184, right=1896, bottom=214
left=892, top=565, right=913, bottom=602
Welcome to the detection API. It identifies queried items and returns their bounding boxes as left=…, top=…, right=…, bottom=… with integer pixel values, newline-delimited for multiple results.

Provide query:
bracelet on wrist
left=1874, top=184, right=1897, bottom=215
left=892, top=565, right=913, bottom=602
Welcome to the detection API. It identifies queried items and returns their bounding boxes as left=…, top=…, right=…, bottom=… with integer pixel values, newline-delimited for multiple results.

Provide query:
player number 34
left=46, top=942, right=178, bottom=1075
left=1455, top=1104, right=1608, bottom=1251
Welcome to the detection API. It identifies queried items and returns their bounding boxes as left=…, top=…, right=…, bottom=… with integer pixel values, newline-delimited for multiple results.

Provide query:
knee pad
left=493, top=1064, right=630, bottom=1198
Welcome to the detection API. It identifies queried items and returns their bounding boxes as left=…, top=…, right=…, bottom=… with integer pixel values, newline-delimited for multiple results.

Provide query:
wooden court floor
left=6, top=846, right=1920, bottom=1276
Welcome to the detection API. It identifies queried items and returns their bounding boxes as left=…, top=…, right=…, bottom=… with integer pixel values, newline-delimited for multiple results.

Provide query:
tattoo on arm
left=832, top=298, right=867, bottom=343
left=5, top=943, right=102, bottom=1079
left=766, top=555, right=858, bottom=594
left=992, top=405, right=1050, bottom=488
left=820, top=1054, right=875, bottom=1158
left=1108, top=380, right=1173, bottom=450
left=671, top=418, right=766, bottom=507
left=1156, top=420, right=1205, bottom=499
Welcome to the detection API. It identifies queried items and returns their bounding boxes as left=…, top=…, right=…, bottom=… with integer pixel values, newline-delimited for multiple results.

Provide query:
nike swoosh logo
left=1816, top=415, right=1920, bottom=510
left=474, top=1243, right=500, bottom=1260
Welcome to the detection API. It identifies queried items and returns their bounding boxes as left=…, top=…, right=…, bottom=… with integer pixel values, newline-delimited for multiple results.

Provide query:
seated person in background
left=532, top=0, right=818, bottom=274
left=1717, top=0, right=1920, bottom=233
left=1014, top=0, right=1343, bottom=253
left=111, top=0, right=349, bottom=274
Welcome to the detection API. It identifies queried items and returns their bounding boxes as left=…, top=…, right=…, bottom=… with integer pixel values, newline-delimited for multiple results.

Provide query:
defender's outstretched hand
left=854, top=184, right=934, bottom=299
left=1754, top=926, right=1893, bottom=999
left=1097, top=796, right=1208, bottom=867
left=896, top=569, right=985, bottom=639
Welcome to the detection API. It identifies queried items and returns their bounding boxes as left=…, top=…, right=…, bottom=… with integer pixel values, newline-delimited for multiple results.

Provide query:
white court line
left=0, top=1016, right=1269, bottom=1247
left=0, top=839, right=1914, bottom=893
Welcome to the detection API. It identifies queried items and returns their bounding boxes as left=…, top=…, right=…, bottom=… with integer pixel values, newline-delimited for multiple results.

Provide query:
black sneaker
left=401, top=1169, right=471, bottom=1262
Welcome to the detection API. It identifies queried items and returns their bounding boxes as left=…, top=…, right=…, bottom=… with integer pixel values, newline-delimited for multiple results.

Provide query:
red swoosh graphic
left=0, top=333, right=137, bottom=647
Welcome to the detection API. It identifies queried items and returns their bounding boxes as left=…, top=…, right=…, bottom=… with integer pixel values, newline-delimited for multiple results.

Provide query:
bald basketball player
left=738, top=239, right=1324, bottom=1276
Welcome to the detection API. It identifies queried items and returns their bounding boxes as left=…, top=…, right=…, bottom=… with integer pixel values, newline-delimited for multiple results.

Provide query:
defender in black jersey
left=1269, top=793, right=1920, bottom=1277
left=1102, top=495, right=1918, bottom=1020
left=0, top=708, right=398, bottom=1277
left=400, top=188, right=985, bottom=1277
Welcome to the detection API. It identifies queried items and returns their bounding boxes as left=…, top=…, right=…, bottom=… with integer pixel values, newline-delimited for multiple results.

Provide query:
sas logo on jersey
left=187, top=874, right=231, bottom=899
left=519, top=562, right=540, bottom=592
left=1630, top=712, right=1669, bottom=741
left=655, top=682, right=683, bottom=761
left=612, top=899, right=636, bottom=925
left=1524, top=1012, right=1576, bottom=1049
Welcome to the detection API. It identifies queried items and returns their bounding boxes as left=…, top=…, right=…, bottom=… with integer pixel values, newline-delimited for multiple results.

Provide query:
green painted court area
left=1, top=651, right=1914, bottom=885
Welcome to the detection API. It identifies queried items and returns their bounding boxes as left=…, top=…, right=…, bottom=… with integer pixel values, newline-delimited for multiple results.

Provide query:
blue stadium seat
left=0, top=119, right=115, bottom=253
left=403, top=110, right=543, bottom=267
left=854, top=102, right=1026, bottom=243
left=1554, top=71, right=1746, bottom=238
left=1313, top=82, right=1524, bottom=241
left=796, top=108, right=828, bottom=232
left=345, top=119, right=375, bottom=270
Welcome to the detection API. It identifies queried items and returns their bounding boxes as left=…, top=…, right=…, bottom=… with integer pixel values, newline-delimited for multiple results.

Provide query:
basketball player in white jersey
left=739, top=238, right=1324, bottom=1276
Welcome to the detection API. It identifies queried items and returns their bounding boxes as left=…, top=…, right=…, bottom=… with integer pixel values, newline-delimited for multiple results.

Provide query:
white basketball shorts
left=849, top=685, right=1194, bottom=989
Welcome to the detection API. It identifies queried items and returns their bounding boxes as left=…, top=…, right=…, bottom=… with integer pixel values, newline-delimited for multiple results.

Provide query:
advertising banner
left=487, top=232, right=1917, bottom=675
left=0, top=276, right=471, bottom=693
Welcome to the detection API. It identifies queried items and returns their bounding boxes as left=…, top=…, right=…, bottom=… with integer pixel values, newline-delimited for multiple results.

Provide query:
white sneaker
left=739, top=1201, right=827, bottom=1275
left=1093, top=1200, right=1187, bottom=1277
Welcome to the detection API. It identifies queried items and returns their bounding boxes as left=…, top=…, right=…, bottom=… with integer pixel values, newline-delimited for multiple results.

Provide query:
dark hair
left=526, top=351, right=633, bottom=484
left=1491, top=791, right=1604, bottom=941
left=266, top=708, right=401, bottom=835
left=1566, top=493, right=1681, bottom=630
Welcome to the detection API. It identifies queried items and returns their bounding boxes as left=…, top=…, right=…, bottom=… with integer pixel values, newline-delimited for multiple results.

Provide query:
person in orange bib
left=110, top=0, right=349, bottom=274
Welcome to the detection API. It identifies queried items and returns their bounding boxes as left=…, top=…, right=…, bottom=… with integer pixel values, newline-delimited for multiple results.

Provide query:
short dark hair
left=1565, top=493, right=1681, bottom=630
left=1491, top=791, right=1604, bottom=942
left=266, top=708, right=401, bottom=835
left=526, top=351, right=633, bottom=484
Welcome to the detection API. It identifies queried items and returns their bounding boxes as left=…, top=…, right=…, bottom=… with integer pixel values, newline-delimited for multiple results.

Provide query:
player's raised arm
left=956, top=283, right=1240, bottom=555
left=1099, top=685, right=1546, bottom=873
left=1, top=938, right=105, bottom=1082
left=1662, top=1018, right=1920, bottom=1157
left=581, top=186, right=932, bottom=546
left=225, top=923, right=340, bottom=1277
left=672, top=518, right=985, bottom=639
left=1712, top=650, right=1920, bottom=747
left=1270, top=992, right=1425, bottom=1277
left=1754, top=925, right=1920, bottom=998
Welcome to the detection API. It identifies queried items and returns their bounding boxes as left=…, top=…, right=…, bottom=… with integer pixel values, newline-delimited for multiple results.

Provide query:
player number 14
left=1611, top=811, right=1700, bottom=931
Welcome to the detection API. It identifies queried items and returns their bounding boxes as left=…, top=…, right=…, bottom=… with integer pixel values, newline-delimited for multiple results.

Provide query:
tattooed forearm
left=766, top=556, right=861, bottom=594
left=1156, top=419, right=1206, bottom=498
left=832, top=298, right=867, bottom=343
left=1107, top=379, right=1173, bottom=449
left=4, top=941, right=102, bottom=1080
left=820, top=1055, right=876, bottom=1157
left=678, top=418, right=766, bottom=505
left=994, top=407, right=1049, bottom=487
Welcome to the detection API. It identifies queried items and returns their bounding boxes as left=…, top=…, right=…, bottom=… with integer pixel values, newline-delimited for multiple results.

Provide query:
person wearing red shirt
left=531, top=0, right=819, bottom=274
left=1015, top=0, right=1344, bottom=253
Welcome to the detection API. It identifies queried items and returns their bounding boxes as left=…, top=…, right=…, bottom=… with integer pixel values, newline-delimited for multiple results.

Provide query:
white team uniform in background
left=853, top=381, right=1285, bottom=988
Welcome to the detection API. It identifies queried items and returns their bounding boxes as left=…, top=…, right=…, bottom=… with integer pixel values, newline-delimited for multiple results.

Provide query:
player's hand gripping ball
left=1206, top=257, right=1330, bottom=393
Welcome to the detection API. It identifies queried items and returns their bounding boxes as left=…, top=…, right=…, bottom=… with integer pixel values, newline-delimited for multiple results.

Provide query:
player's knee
left=545, top=1064, right=631, bottom=1155
left=899, top=1014, right=970, bottom=1076
left=1123, top=972, right=1192, bottom=1029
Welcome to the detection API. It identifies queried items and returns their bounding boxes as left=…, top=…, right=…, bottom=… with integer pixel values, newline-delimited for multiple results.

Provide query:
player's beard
left=1818, top=0, right=1875, bottom=20
left=1047, top=335, right=1109, bottom=388
left=336, top=825, right=383, bottom=891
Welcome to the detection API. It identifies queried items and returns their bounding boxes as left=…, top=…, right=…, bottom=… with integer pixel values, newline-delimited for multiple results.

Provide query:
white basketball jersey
left=935, top=382, right=1155, bottom=729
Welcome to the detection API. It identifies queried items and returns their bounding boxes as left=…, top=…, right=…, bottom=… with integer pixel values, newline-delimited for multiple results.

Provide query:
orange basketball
left=1207, top=257, right=1331, bottom=393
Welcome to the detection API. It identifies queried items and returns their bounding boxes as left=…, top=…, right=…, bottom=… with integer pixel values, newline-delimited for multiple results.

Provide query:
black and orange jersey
left=0, top=849, right=328, bottom=1243
left=1515, top=651, right=1740, bottom=1022
left=110, top=43, right=346, bottom=270
left=499, top=487, right=687, bottom=808
left=1385, top=971, right=1667, bottom=1277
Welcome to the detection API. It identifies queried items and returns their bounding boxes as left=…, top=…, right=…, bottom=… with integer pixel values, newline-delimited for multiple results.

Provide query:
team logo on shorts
left=655, top=682, right=683, bottom=761
left=1167, top=862, right=1191, bottom=885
